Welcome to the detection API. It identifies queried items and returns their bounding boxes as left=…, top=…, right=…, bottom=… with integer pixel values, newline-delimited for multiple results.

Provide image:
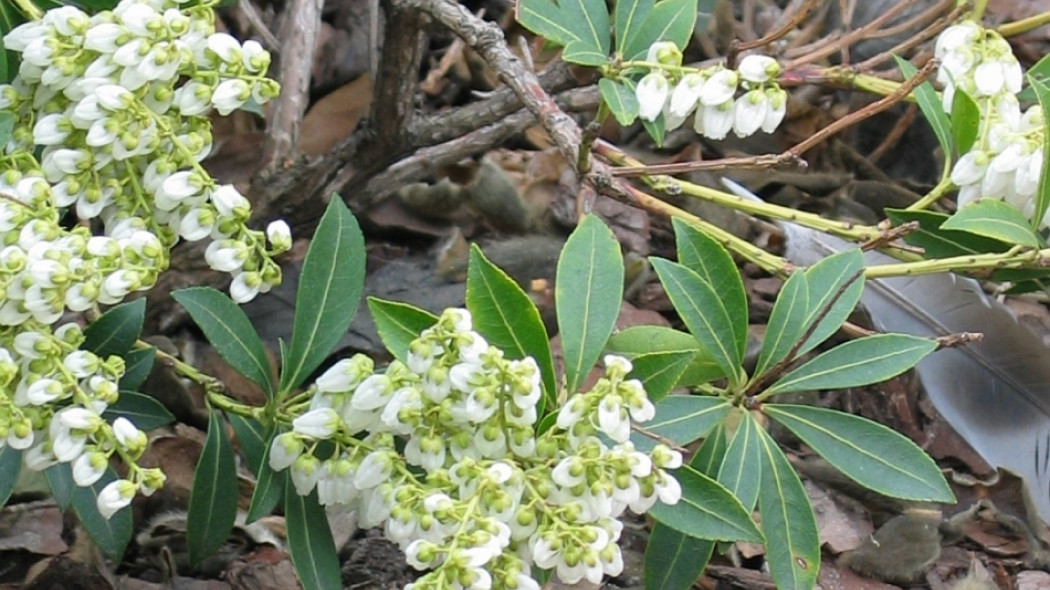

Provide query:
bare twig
left=783, top=0, right=916, bottom=69
left=236, top=0, right=280, bottom=50
left=730, top=0, right=819, bottom=56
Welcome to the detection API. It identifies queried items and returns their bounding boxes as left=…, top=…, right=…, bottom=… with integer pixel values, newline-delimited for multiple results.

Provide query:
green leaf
left=716, top=412, right=762, bottom=513
left=246, top=429, right=286, bottom=523
left=1029, top=75, right=1050, bottom=229
left=756, top=427, right=819, bottom=590
left=173, top=287, right=274, bottom=398
left=187, top=410, right=239, bottom=565
left=894, top=56, right=952, bottom=158
left=44, top=463, right=74, bottom=511
left=0, top=111, right=13, bottom=146
left=614, top=0, right=654, bottom=55
left=281, top=196, right=366, bottom=391
left=599, top=78, right=640, bottom=126
left=644, top=524, right=713, bottom=590
left=942, top=199, right=1040, bottom=248
left=672, top=218, right=747, bottom=359
left=466, top=244, right=556, bottom=408
left=118, top=346, right=155, bottom=391
left=765, top=404, right=954, bottom=502
left=227, top=413, right=268, bottom=475
left=650, top=258, right=743, bottom=385
left=949, top=88, right=980, bottom=155
left=367, top=298, right=438, bottom=363
left=631, top=395, right=729, bottom=451
left=516, top=0, right=577, bottom=46
left=607, top=325, right=724, bottom=385
left=766, top=334, right=936, bottom=395
left=690, top=421, right=727, bottom=476
left=285, top=482, right=342, bottom=590
left=1020, top=52, right=1050, bottom=101
left=0, top=446, right=21, bottom=507
left=621, top=0, right=698, bottom=59
left=70, top=467, right=133, bottom=561
left=640, top=113, right=666, bottom=147
left=624, top=350, right=694, bottom=402
left=83, top=298, right=145, bottom=357
left=796, top=248, right=865, bottom=356
left=104, top=392, right=174, bottom=431
left=885, top=208, right=1011, bottom=259
left=648, top=465, right=763, bottom=543
left=755, top=270, right=809, bottom=376
left=556, top=214, right=624, bottom=394
left=516, top=0, right=611, bottom=65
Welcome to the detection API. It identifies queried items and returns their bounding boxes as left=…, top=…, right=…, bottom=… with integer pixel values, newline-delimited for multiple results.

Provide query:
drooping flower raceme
left=267, top=308, right=682, bottom=589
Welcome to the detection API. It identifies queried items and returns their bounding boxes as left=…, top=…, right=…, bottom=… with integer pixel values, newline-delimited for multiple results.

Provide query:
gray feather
left=722, top=179, right=1050, bottom=521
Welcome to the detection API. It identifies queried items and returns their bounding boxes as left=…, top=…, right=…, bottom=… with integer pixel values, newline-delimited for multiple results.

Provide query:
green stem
left=906, top=172, right=953, bottom=211
left=864, top=245, right=1039, bottom=278
left=999, top=10, right=1050, bottom=36
left=11, top=0, right=42, bottom=20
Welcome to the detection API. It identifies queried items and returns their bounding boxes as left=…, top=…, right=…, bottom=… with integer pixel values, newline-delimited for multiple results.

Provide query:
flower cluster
left=634, top=42, right=787, bottom=140
left=937, top=21, right=1046, bottom=225
left=0, top=319, right=163, bottom=518
left=267, top=308, right=682, bottom=589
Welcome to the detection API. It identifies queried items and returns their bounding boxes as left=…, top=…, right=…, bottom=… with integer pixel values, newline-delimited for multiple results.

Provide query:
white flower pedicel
left=267, top=308, right=682, bottom=589
left=0, top=0, right=287, bottom=517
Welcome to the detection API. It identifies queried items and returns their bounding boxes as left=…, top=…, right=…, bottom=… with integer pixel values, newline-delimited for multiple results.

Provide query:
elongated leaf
left=516, top=0, right=576, bottom=46
left=766, top=404, right=953, bottom=501
left=631, top=395, right=729, bottom=452
left=716, top=411, right=762, bottom=513
left=1028, top=75, right=1050, bottom=230
left=83, top=298, right=145, bottom=357
left=246, top=430, right=286, bottom=523
left=766, top=334, right=936, bottom=395
left=44, top=462, right=74, bottom=511
left=556, top=215, right=624, bottom=394
left=0, top=446, right=21, bottom=507
left=621, top=0, right=698, bottom=59
left=755, top=270, right=808, bottom=376
left=690, top=421, right=727, bottom=475
left=895, top=56, right=952, bottom=158
left=672, top=218, right=746, bottom=358
left=281, top=196, right=366, bottom=391
left=756, top=427, right=819, bottom=590
left=651, top=258, right=742, bottom=385
left=118, top=346, right=155, bottom=391
left=950, top=88, right=980, bottom=155
left=104, top=391, right=174, bottom=431
left=71, top=467, right=134, bottom=561
left=644, top=523, right=713, bottom=590
left=797, top=248, right=865, bottom=356
left=560, top=0, right=611, bottom=63
left=614, top=0, right=653, bottom=54
left=606, top=325, right=724, bottom=385
left=599, top=78, right=640, bottom=126
left=227, top=413, right=268, bottom=475
left=885, top=208, right=1010, bottom=259
left=943, top=198, right=1040, bottom=248
left=466, top=245, right=556, bottom=407
left=187, top=410, right=239, bottom=565
left=285, top=482, right=342, bottom=590
left=1020, top=52, right=1050, bottom=101
left=625, top=350, right=694, bottom=402
left=649, top=465, right=763, bottom=543
left=173, top=287, right=274, bottom=398
left=367, top=298, right=438, bottom=363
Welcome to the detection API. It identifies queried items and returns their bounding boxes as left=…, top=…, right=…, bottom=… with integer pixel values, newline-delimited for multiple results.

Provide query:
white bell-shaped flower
left=96, top=479, right=136, bottom=518
left=635, top=72, right=669, bottom=122
left=699, top=68, right=738, bottom=106
left=737, top=54, right=780, bottom=83
left=733, top=89, right=768, bottom=137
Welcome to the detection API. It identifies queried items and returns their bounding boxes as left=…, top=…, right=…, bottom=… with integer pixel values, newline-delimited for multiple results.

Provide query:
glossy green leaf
left=716, top=411, right=762, bottom=513
left=1029, top=75, right=1050, bottom=229
left=631, top=395, right=729, bottom=452
left=556, top=214, right=624, bottom=394
left=173, top=287, right=274, bottom=398
left=624, top=350, right=694, bottom=402
left=227, top=413, right=268, bottom=475
left=606, top=325, right=724, bottom=385
left=104, top=391, right=174, bottom=431
left=766, top=404, right=954, bottom=502
left=285, top=482, right=342, bottom=590
left=70, top=467, right=134, bottom=561
left=672, top=218, right=747, bottom=358
left=246, top=430, right=286, bottom=524
left=942, top=199, right=1040, bottom=248
left=648, top=465, right=763, bottom=543
left=281, top=196, right=365, bottom=391
left=367, top=298, right=438, bottom=363
left=614, top=0, right=653, bottom=55
left=0, top=111, right=13, bottom=147
left=621, top=0, right=698, bottom=59
left=796, top=248, right=865, bottom=356
left=885, top=208, right=1011, bottom=259
left=895, top=56, right=952, bottom=158
left=756, top=427, right=819, bottom=590
left=0, top=446, right=21, bottom=507
left=651, top=258, right=743, bottom=385
left=599, top=78, right=640, bottom=126
left=690, top=421, right=727, bottom=476
left=83, top=298, right=145, bottom=357
left=466, top=245, right=556, bottom=407
left=44, top=463, right=74, bottom=511
left=516, top=0, right=576, bottom=46
left=561, top=0, right=611, bottom=66
left=641, top=115, right=665, bottom=147
left=949, top=88, right=980, bottom=155
left=118, top=346, right=155, bottom=391
left=187, top=410, right=239, bottom=565
left=644, top=523, right=713, bottom=590
left=766, top=334, right=936, bottom=395
left=1020, top=52, right=1050, bottom=102
left=755, top=270, right=808, bottom=376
